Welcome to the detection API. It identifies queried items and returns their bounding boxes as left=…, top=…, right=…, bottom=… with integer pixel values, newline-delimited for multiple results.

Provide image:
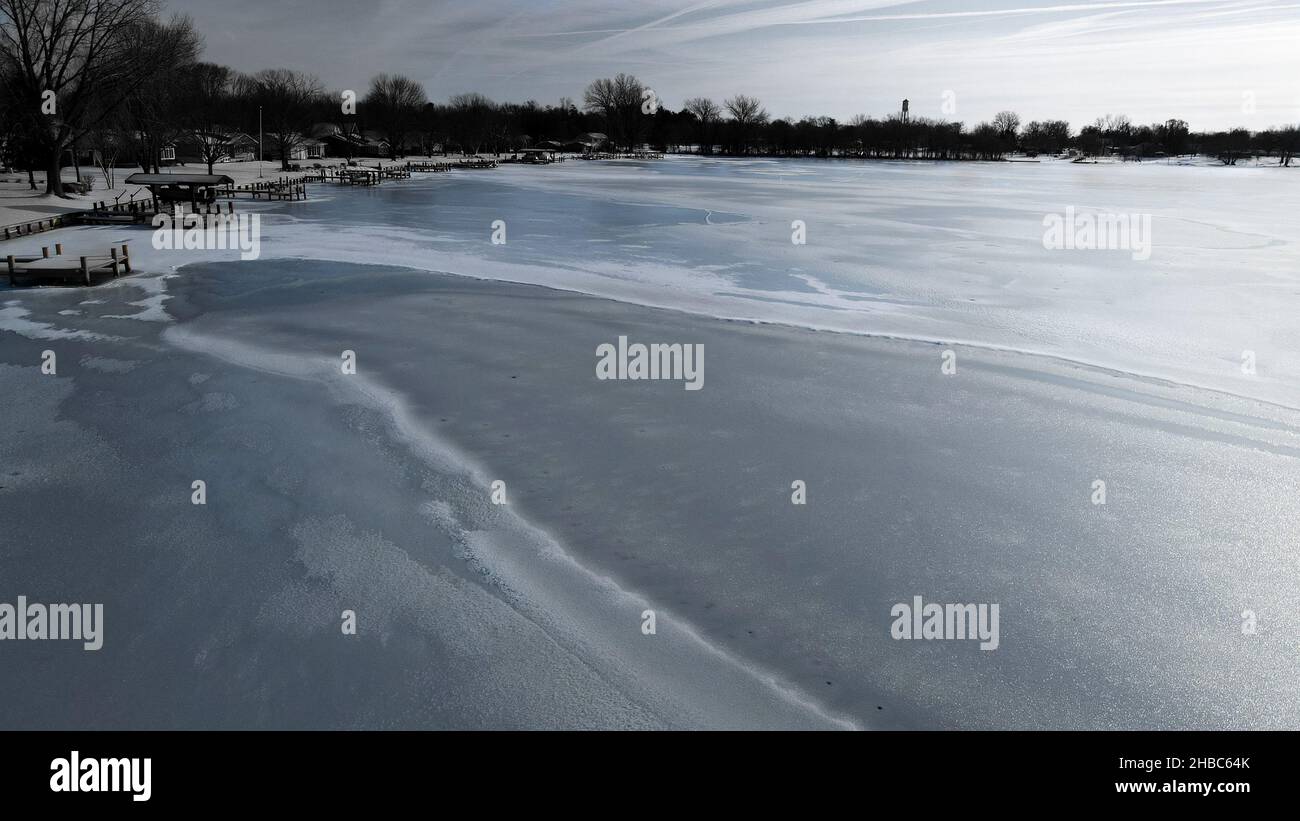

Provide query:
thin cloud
left=163, top=0, right=1300, bottom=129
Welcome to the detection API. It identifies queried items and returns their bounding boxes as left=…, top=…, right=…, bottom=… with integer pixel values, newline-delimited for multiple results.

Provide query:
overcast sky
left=167, top=0, right=1300, bottom=130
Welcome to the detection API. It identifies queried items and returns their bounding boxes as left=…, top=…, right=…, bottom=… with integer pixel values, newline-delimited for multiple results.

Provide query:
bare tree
left=0, top=75, right=42, bottom=188
left=0, top=0, right=188, bottom=196
left=683, top=97, right=720, bottom=154
left=236, top=68, right=324, bottom=171
left=992, top=110, right=1021, bottom=138
left=970, top=121, right=1005, bottom=160
left=178, top=62, right=234, bottom=174
left=1277, top=124, right=1299, bottom=167
left=86, top=110, right=129, bottom=189
left=416, top=101, right=446, bottom=157
left=364, top=73, right=427, bottom=159
left=583, top=73, right=645, bottom=151
left=121, top=16, right=201, bottom=174
left=1150, top=118, right=1186, bottom=156
left=724, top=94, right=768, bottom=154
left=1093, top=113, right=1133, bottom=154
left=447, top=92, right=495, bottom=155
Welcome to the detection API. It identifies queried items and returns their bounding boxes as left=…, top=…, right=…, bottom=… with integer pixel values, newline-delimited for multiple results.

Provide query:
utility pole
left=258, top=106, right=264, bottom=178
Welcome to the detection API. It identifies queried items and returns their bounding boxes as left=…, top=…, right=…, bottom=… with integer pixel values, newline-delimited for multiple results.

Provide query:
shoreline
left=3, top=150, right=1293, bottom=227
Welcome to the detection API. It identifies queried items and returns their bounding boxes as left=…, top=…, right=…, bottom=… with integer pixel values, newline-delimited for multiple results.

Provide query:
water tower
left=901, top=98, right=909, bottom=124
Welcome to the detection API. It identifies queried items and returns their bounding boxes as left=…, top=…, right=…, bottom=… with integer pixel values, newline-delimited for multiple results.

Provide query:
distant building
left=513, top=148, right=556, bottom=164
left=315, top=124, right=391, bottom=158
left=564, top=132, right=608, bottom=153
left=175, top=131, right=257, bottom=165
left=285, top=139, right=326, bottom=161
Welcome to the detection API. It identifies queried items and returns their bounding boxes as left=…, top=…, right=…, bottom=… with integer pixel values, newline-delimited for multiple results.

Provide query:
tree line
left=4, top=0, right=1297, bottom=198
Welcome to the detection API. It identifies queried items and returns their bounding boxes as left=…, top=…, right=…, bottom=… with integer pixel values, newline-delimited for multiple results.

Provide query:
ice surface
left=2, top=157, right=1298, bottom=728
left=69, top=157, right=1298, bottom=410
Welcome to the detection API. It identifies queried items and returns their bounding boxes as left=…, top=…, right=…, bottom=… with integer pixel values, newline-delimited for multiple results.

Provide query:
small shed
left=123, top=172, right=234, bottom=209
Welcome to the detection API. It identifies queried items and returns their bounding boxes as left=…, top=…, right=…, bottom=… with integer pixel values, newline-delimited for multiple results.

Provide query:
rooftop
left=124, top=173, right=234, bottom=186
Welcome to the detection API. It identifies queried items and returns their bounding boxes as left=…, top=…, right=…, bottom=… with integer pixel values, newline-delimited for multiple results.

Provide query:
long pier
left=578, top=151, right=665, bottom=160
left=407, top=161, right=455, bottom=172
left=2, top=193, right=157, bottom=239
left=302, top=159, right=499, bottom=182
left=215, top=177, right=308, bottom=201
left=2, top=198, right=242, bottom=240
left=1, top=214, right=78, bottom=241
left=302, top=162, right=427, bottom=184
left=77, top=195, right=169, bottom=225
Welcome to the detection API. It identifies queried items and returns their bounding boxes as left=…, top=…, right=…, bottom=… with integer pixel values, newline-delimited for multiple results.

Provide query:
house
left=174, top=131, right=257, bottom=165
left=564, top=132, right=609, bottom=153
left=316, top=124, right=391, bottom=158
left=259, top=131, right=333, bottom=164
left=286, top=139, right=326, bottom=161
left=75, top=138, right=175, bottom=169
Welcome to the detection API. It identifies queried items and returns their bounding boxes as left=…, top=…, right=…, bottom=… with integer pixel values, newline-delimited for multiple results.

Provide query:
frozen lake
left=1, top=157, right=1298, bottom=729
left=261, top=156, right=1300, bottom=407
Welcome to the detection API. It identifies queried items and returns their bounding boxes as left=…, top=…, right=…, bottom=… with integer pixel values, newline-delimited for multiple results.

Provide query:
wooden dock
left=301, top=167, right=375, bottom=185
left=303, top=163, right=416, bottom=184
left=0, top=193, right=212, bottom=241
left=1, top=154, right=513, bottom=249
left=2, top=203, right=146, bottom=241
left=407, top=161, right=454, bottom=173
left=0, top=214, right=80, bottom=242
left=295, top=158, right=497, bottom=187
left=342, top=168, right=380, bottom=185
left=77, top=195, right=170, bottom=225
left=215, top=177, right=307, bottom=201
left=7, top=243, right=131, bottom=287
left=578, top=151, right=664, bottom=160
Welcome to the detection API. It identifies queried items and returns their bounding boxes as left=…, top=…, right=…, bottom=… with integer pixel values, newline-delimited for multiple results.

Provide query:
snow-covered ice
left=1, top=157, right=1298, bottom=729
